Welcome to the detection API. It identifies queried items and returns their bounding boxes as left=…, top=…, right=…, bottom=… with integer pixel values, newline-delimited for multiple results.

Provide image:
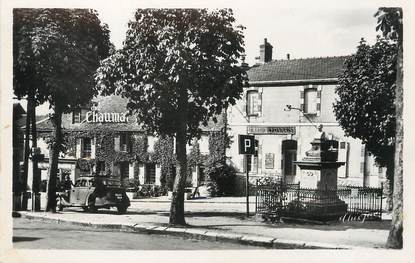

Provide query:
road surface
left=13, top=218, right=258, bottom=250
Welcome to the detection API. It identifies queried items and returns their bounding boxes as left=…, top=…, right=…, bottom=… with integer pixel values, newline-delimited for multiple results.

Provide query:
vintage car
left=57, top=176, right=130, bottom=214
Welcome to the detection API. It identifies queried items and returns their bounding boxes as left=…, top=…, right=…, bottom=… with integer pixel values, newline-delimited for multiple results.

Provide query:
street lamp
left=284, top=104, right=319, bottom=130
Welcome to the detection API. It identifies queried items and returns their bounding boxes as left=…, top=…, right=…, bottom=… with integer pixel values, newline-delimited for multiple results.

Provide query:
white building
left=227, top=39, right=386, bottom=188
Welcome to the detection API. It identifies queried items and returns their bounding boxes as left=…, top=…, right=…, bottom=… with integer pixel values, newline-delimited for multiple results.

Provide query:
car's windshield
left=75, top=178, right=92, bottom=187
left=74, top=177, right=120, bottom=187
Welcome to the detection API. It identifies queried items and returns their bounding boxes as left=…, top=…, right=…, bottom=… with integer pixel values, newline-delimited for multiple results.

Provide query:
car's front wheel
left=86, top=196, right=98, bottom=213
left=117, top=205, right=127, bottom=214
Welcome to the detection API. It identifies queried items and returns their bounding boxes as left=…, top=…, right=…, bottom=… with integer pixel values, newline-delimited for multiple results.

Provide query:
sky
left=95, top=3, right=380, bottom=66
left=28, top=1, right=383, bottom=114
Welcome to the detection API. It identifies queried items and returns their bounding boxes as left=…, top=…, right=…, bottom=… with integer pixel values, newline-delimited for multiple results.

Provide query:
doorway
left=282, top=140, right=297, bottom=181
left=145, top=163, right=156, bottom=184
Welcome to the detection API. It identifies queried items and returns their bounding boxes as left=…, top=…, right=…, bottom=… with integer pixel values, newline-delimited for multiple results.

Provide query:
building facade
left=227, top=39, right=385, bottom=188
left=26, top=95, right=216, bottom=192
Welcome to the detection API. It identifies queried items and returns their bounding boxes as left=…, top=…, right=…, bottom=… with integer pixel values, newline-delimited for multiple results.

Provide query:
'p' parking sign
left=238, top=135, right=255, bottom=155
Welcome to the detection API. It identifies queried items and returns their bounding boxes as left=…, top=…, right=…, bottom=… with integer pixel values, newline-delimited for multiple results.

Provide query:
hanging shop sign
left=247, top=126, right=296, bottom=135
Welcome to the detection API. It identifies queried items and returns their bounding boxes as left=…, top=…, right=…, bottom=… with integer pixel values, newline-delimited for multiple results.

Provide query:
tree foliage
left=13, top=8, right=112, bottom=211
left=334, top=37, right=397, bottom=167
left=95, top=8, right=246, bottom=225
left=95, top=8, right=247, bottom=140
left=14, top=8, right=112, bottom=110
left=375, top=8, right=403, bottom=44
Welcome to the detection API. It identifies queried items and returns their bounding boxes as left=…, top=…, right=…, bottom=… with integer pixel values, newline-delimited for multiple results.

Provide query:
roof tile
left=247, top=56, right=349, bottom=82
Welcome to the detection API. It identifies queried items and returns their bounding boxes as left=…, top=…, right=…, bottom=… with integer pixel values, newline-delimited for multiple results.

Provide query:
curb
left=17, top=212, right=354, bottom=249
left=130, top=199, right=256, bottom=204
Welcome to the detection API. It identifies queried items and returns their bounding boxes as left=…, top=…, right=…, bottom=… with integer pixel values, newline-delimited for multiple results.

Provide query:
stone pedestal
left=293, top=134, right=347, bottom=219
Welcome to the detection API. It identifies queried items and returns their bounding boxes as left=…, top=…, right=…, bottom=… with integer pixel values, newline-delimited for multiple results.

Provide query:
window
left=82, top=138, right=91, bottom=158
left=147, top=136, right=155, bottom=152
left=199, top=166, right=205, bottom=183
left=282, top=140, right=297, bottom=177
left=96, top=161, right=105, bottom=175
left=120, top=162, right=129, bottom=179
left=120, top=133, right=129, bottom=152
left=304, top=88, right=317, bottom=114
left=145, top=163, right=156, bottom=184
left=247, top=90, right=260, bottom=116
left=247, top=156, right=252, bottom=172
left=199, top=136, right=209, bottom=154
left=378, top=167, right=383, bottom=174
left=72, top=109, right=81, bottom=124
left=72, top=109, right=87, bottom=124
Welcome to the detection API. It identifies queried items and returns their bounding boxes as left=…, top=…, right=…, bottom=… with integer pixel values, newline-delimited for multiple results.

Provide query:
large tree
left=334, top=37, right=397, bottom=185
left=375, top=7, right=403, bottom=249
left=333, top=7, right=403, bottom=248
left=96, top=9, right=246, bottom=225
left=13, top=8, right=112, bottom=211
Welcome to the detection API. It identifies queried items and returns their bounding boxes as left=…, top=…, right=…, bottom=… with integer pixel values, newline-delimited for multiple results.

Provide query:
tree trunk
left=386, top=44, right=403, bottom=249
left=385, top=159, right=394, bottom=212
left=46, top=109, right=63, bottom=212
left=168, top=123, right=187, bottom=226
left=21, top=95, right=33, bottom=210
left=169, top=89, right=188, bottom=226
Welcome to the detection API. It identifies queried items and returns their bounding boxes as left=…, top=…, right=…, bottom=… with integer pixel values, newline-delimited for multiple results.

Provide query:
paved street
left=16, top=196, right=391, bottom=249
left=13, top=217, right=257, bottom=250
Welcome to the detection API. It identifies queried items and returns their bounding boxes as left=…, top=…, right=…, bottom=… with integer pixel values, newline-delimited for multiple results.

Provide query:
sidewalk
left=17, top=197, right=391, bottom=249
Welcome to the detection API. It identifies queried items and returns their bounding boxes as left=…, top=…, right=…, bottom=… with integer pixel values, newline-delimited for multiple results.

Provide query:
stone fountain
left=293, top=124, right=348, bottom=219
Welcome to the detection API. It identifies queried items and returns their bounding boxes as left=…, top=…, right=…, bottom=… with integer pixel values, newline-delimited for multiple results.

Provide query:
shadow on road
left=13, top=236, right=42, bottom=242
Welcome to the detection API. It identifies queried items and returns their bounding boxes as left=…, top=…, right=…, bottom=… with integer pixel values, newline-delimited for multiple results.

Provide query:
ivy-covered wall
left=39, top=124, right=231, bottom=194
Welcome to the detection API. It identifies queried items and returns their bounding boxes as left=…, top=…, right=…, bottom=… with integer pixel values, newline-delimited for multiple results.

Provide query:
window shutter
left=91, top=137, right=96, bottom=158
left=316, top=86, right=322, bottom=116
left=113, top=163, right=120, bottom=178
left=257, top=88, right=263, bottom=117
left=129, top=163, right=134, bottom=179
left=75, top=138, right=82, bottom=158
left=253, top=157, right=258, bottom=174
left=257, top=142, right=262, bottom=172
left=241, top=91, right=247, bottom=117
left=127, top=133, right=132, bottom=153
left=299, top=87, right=305, bottom=116
left=114, top=135, right=120, bottom=152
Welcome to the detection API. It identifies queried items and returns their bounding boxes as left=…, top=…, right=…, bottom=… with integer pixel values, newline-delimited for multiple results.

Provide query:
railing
left=256, top=180, right=383, bottom=221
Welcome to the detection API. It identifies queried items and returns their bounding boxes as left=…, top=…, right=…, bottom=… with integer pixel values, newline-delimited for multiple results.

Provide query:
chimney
left=240, top=54, right=249, bottom=71
left=287, top=53, right=290, bottom=60
left=259, top=38, right=273, bottom=63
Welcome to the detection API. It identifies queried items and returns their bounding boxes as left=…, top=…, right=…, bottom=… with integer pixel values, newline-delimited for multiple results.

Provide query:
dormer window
left=72, top=108, right=87, bottom=124
left=72, top=109, right=82, bottom=124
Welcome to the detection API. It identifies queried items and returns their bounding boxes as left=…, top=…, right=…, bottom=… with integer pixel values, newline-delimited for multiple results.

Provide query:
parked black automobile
left=57, top=176, right=130, bottom=214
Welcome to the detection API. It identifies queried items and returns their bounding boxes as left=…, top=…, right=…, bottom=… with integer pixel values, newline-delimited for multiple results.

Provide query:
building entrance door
left=145, top=163, right=156, bottom=184
left=282, top=140, right=297, bottom=182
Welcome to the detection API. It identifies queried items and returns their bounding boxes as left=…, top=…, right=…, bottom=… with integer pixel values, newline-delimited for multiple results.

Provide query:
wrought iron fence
left=256, top=180, right=383, bottom=221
